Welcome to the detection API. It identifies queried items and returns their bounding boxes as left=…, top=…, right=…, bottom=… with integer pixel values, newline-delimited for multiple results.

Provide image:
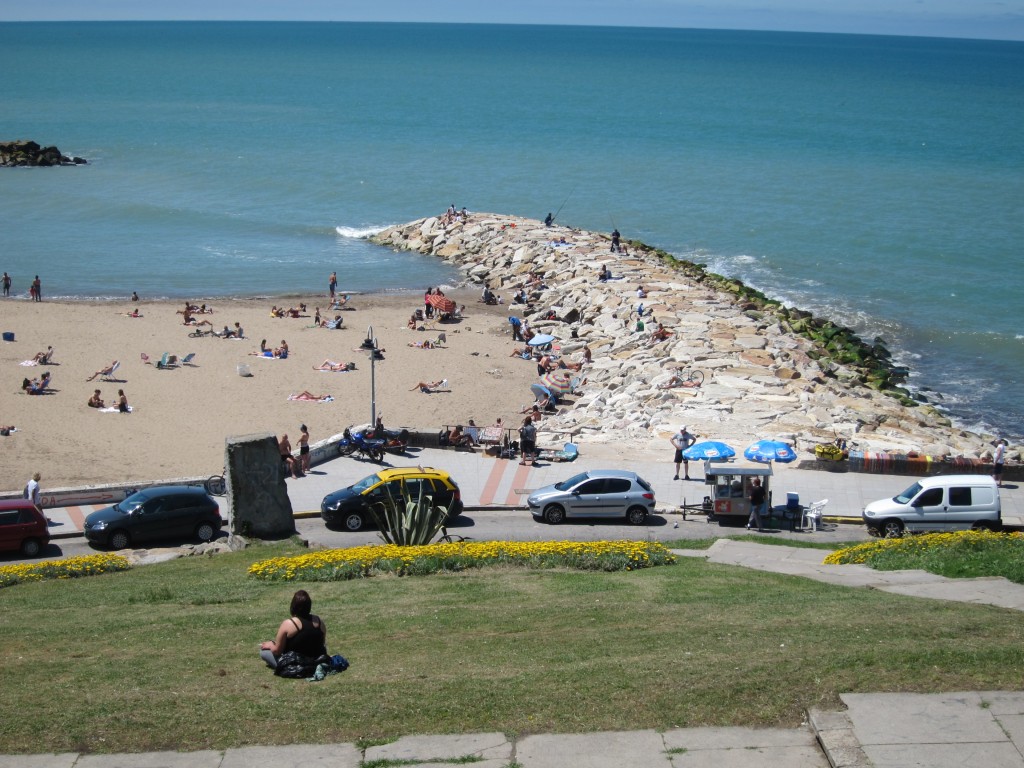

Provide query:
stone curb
left=807, top=708, right=872, bottom=768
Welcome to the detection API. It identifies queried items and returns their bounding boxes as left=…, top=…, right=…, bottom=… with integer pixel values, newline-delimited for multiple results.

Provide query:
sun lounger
left=100, top=361, right=120, bottom=381
left=538, top=443, right=579, bottom=462
left=180, top=353, right=196, bottom=366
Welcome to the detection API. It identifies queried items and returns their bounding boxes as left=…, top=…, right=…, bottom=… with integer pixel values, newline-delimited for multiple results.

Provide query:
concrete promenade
left=40, top=443, right=1024, bottom=539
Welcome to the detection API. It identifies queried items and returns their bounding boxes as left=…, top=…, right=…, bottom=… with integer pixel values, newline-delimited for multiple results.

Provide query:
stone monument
left=225, top=433, right=294, bottom=539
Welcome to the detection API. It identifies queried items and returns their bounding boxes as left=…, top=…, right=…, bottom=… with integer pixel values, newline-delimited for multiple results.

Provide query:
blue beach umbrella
left=530, top=382, right=558, bottom=404
left=527, top=333, right=556, bottom=347
left=681, top=441, right=735, bottom=461
left=744, top=439, right=798, bottom=464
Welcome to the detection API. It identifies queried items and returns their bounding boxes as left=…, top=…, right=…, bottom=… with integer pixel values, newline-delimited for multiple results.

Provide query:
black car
left=84, top=485, right=222, bottom=550
left=321, top=467, right=463, bottom=531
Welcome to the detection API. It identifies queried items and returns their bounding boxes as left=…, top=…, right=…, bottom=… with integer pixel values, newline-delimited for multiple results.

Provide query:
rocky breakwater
left=372, top=213, right=997, bottom=461
left=1, top=140, right=87, bottom=167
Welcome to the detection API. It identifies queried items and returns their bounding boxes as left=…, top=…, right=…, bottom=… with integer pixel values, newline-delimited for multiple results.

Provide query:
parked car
left=528, top=469, right=656, bottom=525
left=321, top=467, right=463, bottom=531
left=863, top=474, right=1001, bottom=538
left=0, top=499, right=51, bottom=558
left=84, top=486, right=222, bottom=550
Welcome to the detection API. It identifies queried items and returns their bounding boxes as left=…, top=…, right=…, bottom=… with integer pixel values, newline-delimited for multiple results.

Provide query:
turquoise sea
left=1, top=22, right=1022, bottom=439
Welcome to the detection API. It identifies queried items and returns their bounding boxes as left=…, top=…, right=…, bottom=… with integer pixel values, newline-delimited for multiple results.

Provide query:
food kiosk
left=704, top=462, right=773, bottom=526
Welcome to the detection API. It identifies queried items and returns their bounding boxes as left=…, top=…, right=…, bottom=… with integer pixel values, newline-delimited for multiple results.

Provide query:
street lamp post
left=363, top=326, right=383, bottom=426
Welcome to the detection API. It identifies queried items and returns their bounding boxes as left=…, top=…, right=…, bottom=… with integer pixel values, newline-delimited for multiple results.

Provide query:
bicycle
left=437, top=526, right=472, bottom=544
left=188, top=328, right=218, bottom=338
left=205, top=474, right=226, bottom=496
left=657, top=368, right=704, bottom=390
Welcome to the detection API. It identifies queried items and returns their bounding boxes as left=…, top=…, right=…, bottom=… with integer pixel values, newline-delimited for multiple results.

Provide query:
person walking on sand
left=670, top=426, right=697, bottom=480
left=2, top=272, right=10, bottom=297
left=25, top=472, right=42, bottom=509
left=328, top=271, right=337, bottom=301
left=747, top=478, right=766, bottom=532
left=298, top=424, right=311, bottom=474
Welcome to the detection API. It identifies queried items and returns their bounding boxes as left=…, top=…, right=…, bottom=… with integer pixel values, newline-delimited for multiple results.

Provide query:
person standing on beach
left=670, top=426, right=697, bottom=480
left=610, top=228, right=621, bottom=253
left=328, top=271, right=337, bottom=301
left=2, top=272, right=10, bottom=297
left=993, top=439, right=1007, bottom=487
left=25, top=472, right=42, bottom=510
left=31, top=275, right=41, bottom=301
left=298, top=424, right=311, bottom=474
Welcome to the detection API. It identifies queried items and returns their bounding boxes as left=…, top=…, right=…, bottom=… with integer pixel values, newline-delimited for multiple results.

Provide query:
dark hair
left=290, top=589, right=312, bottom=618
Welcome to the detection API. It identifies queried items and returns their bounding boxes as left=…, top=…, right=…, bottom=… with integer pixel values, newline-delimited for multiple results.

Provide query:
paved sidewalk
left=39, top=444, right=1024, bottom=539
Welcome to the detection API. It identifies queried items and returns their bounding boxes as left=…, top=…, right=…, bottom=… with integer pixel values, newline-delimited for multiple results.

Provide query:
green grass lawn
left=3, top=539, right=1023, bottom=754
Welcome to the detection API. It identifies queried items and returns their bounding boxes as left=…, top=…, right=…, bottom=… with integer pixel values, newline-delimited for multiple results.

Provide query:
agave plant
left=369, top=480, right=450, bottom=546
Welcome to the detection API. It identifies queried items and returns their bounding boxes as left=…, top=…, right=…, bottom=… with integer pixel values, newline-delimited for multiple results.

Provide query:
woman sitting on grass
left=259, top=589, right=327, bottom=672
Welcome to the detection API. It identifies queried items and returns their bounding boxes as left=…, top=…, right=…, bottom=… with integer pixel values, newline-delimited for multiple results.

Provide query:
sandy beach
left=1, top=291, right=543, bottom=491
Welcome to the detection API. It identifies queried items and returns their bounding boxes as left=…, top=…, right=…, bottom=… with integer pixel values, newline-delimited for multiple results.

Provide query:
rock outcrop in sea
left=373, top=213, right=998, bottom=460
left=1, top=140, right=87, bottom=167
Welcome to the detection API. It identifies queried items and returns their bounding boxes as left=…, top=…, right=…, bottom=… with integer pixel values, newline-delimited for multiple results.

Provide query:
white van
left=862, top=474, right=1001, bottom=538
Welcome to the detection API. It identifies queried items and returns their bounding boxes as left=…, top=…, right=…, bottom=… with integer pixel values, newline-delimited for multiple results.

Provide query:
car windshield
left=351, top=473, right=384, bottom=494
left=894, top=482, right=923, bottom=504
left=554, top=471, right=590, bottom=491
left=114, top=497, right=143, bottom=514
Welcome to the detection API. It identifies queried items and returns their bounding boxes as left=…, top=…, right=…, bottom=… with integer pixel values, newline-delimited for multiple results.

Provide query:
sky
left=1, top=0, right=1023, bottom=41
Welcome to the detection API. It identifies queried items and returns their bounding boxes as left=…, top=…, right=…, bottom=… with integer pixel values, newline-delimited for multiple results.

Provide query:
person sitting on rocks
left=648, top=323, right=674, bottom=345
left=447, top=424, right=475, bottom=448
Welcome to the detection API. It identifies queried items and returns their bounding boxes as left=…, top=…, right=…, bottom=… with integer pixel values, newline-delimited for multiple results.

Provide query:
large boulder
left=224, top=433, right=294, bottom=539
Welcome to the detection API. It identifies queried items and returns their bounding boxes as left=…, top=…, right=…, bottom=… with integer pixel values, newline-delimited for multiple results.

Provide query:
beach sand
left=1, top=292, right=545, bottom=491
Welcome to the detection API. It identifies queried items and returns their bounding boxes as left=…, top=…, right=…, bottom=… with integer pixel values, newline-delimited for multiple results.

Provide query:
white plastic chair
left=803, top=499, right=828, bottom=532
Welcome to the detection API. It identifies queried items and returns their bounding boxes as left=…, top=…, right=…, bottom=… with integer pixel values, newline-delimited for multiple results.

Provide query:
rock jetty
left=1, top=140, right=87, bottom=167
left=373, top=213, right=1001, bottom=461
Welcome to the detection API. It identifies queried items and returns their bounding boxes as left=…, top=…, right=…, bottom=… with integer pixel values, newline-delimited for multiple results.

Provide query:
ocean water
left=1, top=22, right=1021, bottom=439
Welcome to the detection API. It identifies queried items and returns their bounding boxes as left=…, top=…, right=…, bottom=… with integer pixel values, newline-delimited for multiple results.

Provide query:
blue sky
left=2, top=1, right=1023, bottom=41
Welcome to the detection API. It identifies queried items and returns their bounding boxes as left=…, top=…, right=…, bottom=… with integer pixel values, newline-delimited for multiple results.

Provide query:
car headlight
left=863, top=509, right=873, bottom=517
left=90, top=520, right=107, bottom=530
left=325, top=500, right=341, bottom=512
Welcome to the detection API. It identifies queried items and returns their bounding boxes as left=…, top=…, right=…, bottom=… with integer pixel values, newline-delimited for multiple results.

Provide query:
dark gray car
left=527, top=469, right=656, bottom=525
left=84, top=485, right=222, bottom=550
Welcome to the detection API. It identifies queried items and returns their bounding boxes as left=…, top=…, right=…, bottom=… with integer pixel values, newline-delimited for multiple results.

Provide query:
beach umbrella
left=744, top=439, right=798, bottom=464
left=541, top=371, right=572, bottom=396
left=527, top=333, right=556, bottom=347
left=530, top=382, right=558, bottom=404
left=427, top=294, right=455, bottom=314
left=681, top=440, right=736, bottom=461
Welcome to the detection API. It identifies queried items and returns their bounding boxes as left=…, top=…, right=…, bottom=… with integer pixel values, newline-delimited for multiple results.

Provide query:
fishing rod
left=551, top=186, right=575, bottom=223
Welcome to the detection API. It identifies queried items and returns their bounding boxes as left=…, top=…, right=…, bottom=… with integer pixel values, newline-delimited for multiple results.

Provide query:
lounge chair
left=28, top=375, right=54, bottom=395
left=100, top=361, right=121, bottom=381
left=40, top=347, right=55, bottom=365
left=180, top=353, right=196, bottom=366
left=538, top=443, right=579, bottom=463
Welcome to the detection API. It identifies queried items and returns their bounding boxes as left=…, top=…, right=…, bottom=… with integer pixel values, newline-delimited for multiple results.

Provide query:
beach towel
left=20, top=360, right=39, bottom=366
left=99, top=406, right=133, bottom=413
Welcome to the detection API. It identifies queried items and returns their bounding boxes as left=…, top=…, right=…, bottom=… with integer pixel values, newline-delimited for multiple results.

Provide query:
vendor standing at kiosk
left=747, top=478, right=766, bottom=531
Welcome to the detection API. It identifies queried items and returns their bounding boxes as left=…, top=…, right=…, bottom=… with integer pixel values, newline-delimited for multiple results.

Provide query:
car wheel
left=195, top=521, right=216, bottom=542
left=626, top=506, right=648, bottom=525
left=881, top=519, right=904, bottom=538
left=20, top=538, right=42, bottom=558
left=543, top=504, right=565, bottom=525
left=344, top=512, right=365, bottom=532
left=109, top=529, right=131, bottom=550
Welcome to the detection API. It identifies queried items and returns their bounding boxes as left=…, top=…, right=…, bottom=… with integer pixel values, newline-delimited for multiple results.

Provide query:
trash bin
left=237, top=364, right=251, bottom=377
left=786, top=492, right=800, bottom=511
left=1, top=332, right=14, bottom=342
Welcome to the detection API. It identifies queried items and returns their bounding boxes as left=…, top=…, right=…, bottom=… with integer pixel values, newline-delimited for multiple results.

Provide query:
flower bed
left=824, top=530, right=1024, bottom=583
left=0, top=553, right=131, bottom=589
left=249, top=540, right=676, bottom=581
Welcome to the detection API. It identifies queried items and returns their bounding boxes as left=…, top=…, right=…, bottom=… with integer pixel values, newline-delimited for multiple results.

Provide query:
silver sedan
left=527, top=469, right=656, bottom=525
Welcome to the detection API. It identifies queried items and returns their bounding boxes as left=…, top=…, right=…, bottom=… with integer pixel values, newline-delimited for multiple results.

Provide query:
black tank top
left=285, top=615, right=326, bottom=658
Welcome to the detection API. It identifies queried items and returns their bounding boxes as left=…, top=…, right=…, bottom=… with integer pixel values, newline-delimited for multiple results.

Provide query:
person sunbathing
left=289, top=391, right=331, bottom=402
left=87, top=389, right=105, bottom=408
left=408, top=339, right=434, bottom=349
left=23, top=372, right=52, bottom=394
left=447, top=425, right=475, bottom=448
left=312, top=360, right=352, bottom=371
left=274, top=340, right=289, bottom=358
left=410, top=379, right=448, bottom=393
left=86, top=361, right=118, bottom=382
left=658, top=374, right=702, bottom=390
left=32, top=346, right=54, bottom=364
left=648, top=324, right=674, bottom=344
left=270, top=306, right=285, bottom=319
